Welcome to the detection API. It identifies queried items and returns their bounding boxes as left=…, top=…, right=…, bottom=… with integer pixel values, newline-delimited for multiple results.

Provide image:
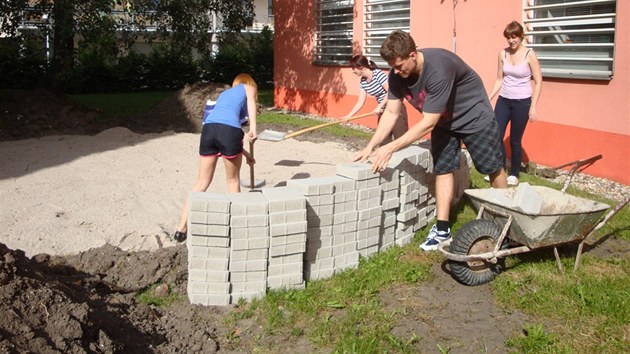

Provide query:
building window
left=524, top=0, right=617, bottom=80
left=363, top=0, right=410, bottom=67
left=314, top=0, right=354, bottom=65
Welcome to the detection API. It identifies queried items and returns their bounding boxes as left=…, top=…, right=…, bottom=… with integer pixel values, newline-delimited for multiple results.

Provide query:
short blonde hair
left=232, top=73, right=258, bottom=90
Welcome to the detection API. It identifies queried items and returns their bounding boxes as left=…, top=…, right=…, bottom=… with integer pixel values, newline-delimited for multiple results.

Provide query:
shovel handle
left=249, top=141, right=255, bottom=189
left=283, top=112, right=373, bottom=140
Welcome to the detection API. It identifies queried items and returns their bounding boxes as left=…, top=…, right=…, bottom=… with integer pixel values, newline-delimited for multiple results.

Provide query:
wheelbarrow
left=438, top=185, right=629, bottom=286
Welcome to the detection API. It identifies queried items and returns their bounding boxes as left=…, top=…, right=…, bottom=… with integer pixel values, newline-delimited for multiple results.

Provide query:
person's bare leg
left=224, top=154, right=243, bottom=193
left=435, top=172, right=455, bottom=222
left=176, top=156, right=219, bottom=232
left=489, top=168, right=508, bottom=188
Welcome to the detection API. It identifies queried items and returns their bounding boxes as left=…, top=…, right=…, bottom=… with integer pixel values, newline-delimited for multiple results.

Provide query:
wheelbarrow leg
left=573, top=240, right=586, bottom=273
left=553, top=247, right=564, bottom=274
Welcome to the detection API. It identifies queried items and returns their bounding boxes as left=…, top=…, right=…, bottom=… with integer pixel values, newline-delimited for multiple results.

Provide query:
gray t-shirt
left=388, top=48, right=494, bottom=134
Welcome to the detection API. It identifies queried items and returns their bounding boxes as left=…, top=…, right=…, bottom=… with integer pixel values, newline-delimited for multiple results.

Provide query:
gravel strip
left=549, top=171, right=630, bottom=203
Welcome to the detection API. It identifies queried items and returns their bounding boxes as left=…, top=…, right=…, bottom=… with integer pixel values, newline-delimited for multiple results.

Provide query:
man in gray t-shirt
left=354, top=30, right=507, bottom=251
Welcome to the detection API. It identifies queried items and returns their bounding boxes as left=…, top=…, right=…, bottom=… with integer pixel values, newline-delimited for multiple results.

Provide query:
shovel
left=241, top=140, right=266, bottom=189
left=257, top=112, right=373, bottom=142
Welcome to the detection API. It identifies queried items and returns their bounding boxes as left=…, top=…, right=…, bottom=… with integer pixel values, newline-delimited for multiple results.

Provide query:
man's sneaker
left=483, top=175, right=490, bottom=182
left=507, top=175, right=519, bottom=186
left=420, top=225, right=451, bottom=251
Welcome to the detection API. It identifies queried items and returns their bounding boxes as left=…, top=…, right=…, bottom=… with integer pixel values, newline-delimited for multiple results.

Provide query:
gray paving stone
left=261, top=186, right=307, bottom=212
left=231, top=236, right=270, bottom=251
left=189, top=282, right=231, bottom=295
left=230, top=226, right=269, bottom=239
left=269, top=209, right=307, bottom=224
left=188, top=269, right=230, bottom=283
left=189, top=246, right=230, bottom=259
left=189, top=294, right=231, bottom=306
left=228, top=192, right=269, bottom=215
left=269, top=221, right=308, bottom=237
left=230, top=259, right=268, bottom=272
left=189, top=192, right=231, bottom=213
left=188, top=258, right=229, bottom=271
left=512, top=182, right=543, bottom=214
left=230, top=270, right=267, bottom=283
left=336, top=161, right=373, bottom=180
left=270, top=232, right=307, bottom=247
left=230, top=248, right=268, bottom=262
left=269, top=242, right=306, bottom=257
left=189, top=211, right=230, bottom=225
left=230, top=214, right=268, bottom=228
left=286, top=176, right=337, bottom=195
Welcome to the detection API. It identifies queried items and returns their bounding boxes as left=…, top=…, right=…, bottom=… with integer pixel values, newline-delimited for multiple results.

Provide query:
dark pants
left=495, top=96, right=531, bottom=177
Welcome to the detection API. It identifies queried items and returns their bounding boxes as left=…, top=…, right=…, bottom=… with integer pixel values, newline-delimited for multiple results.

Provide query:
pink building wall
left=274, top=0, right=630, bottom=185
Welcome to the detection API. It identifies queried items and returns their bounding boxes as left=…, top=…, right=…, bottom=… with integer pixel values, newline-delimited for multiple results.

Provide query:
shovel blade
left=241, top=179, right=266, bottom=188
left=257, top=130, right=286, bottom=142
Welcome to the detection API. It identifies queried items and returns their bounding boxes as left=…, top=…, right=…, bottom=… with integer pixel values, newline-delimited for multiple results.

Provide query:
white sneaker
left=483, top=175, right=490, bottom=182
left=420, top=225, right=451, bottom=251
left=507, top=175, right=519, bottom=186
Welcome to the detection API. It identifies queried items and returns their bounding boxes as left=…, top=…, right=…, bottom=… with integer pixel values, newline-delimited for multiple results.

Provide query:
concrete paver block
left=336, top=161, right=373, bottom=180
left=286, top=176, right=337, bottom=195
left=261, top=186, right=307, bottom=212
left=228, top=192, right=269, bottom=215
left=512, top=182, right=543, bottom=214
left=189, top=192, right=231, bottom=213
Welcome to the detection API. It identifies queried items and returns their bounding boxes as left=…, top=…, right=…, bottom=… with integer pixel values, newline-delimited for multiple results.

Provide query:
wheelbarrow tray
left=464, top=186, right=610, bottom=249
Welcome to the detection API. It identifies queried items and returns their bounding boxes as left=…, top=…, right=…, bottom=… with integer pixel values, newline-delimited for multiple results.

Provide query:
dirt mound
left=0, top=83, right=229, bottom=141
left=127, top=82, right=229, bottom=135
left=0, top=88, right=101, bottom=140
left=0, top=242, right=232, bottom=353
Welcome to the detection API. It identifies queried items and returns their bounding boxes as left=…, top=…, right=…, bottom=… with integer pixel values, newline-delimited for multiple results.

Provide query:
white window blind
left=363, top=0, right=410, bottom=67
left=314, top=0, right=354, bottom=65
left=523, top=0, right=617, bottom=80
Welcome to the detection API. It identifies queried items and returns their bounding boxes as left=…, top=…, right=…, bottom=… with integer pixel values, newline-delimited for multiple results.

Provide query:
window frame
left=523, top=0, right=617, bottom=80
left=362, top=0, right=410, bottom=68
left=313, top=0, right=355, bottom=65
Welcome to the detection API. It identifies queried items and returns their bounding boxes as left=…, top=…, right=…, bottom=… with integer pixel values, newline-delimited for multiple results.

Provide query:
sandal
left=173, top=230, right=187, bottom=243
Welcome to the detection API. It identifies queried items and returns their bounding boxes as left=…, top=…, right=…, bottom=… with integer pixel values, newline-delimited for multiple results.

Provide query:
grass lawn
left=81, top=91, right=629, bottom=353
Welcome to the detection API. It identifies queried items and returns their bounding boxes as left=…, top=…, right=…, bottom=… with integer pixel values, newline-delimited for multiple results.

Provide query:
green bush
left=1, top=28, right=274, bottom=93
left=0, top=37, right=48, bottom=89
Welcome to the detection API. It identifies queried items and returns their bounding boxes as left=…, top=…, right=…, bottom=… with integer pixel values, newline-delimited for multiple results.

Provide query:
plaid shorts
left=431, top=118, right=504, bottom=175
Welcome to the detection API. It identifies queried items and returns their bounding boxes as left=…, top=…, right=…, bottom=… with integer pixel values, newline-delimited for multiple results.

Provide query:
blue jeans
left=495, top=96, right=531, bottom=177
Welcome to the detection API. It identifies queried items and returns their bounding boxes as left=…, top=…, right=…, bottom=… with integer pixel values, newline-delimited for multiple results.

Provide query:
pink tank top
left=499, top=49, right=532, bottom=100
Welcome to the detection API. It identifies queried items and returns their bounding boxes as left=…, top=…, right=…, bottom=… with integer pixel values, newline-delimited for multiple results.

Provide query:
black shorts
left=199, top=123, right=244, bottom=157
left=431, top=118, right=503, bottom=175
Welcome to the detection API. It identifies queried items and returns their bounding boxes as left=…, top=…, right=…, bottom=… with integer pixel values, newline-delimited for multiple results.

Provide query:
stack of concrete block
left=378, top=165, right=400, bottom=251
left=262, top=187, right=308, bottom=290
left=329, top=175, right=360, bottom=269
left=186, top=192, right=232, bottom=306
left=384, top=146, right=425, bottom=246
left=336, top=162, right=381, bottom=260
left=227, top=192, right=269, bottom=302
left=286, top=176, right=338, bottom=281
left=416, top=141, right=437, bottom=226
left=185, top=141, right=472, bottom=306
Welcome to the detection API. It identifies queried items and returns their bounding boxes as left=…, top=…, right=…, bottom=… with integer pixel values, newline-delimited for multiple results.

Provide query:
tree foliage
left=0, top=0, right=257, bottom=91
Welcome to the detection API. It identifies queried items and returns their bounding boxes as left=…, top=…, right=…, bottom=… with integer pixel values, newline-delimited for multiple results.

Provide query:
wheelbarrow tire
left=449, top=220, right=505, bottom=286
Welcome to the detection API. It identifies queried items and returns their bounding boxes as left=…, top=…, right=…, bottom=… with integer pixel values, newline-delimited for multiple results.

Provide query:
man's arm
left=353, top=98, right=403, bottom=161
left=370, top=112, right=441, bottom=172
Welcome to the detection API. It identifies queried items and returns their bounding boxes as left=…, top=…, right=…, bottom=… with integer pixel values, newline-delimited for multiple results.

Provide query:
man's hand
left=370, top=144, right=394, bottom=173
left=352, top=146, right=373, bottom=162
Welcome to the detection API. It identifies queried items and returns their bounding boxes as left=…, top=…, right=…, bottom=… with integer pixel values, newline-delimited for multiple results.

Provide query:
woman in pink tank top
left=488, top=21, right=542, bottom=186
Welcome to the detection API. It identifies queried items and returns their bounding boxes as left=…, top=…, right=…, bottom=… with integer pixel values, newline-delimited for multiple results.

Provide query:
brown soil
left=0, top=87, right=627, bottom=353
